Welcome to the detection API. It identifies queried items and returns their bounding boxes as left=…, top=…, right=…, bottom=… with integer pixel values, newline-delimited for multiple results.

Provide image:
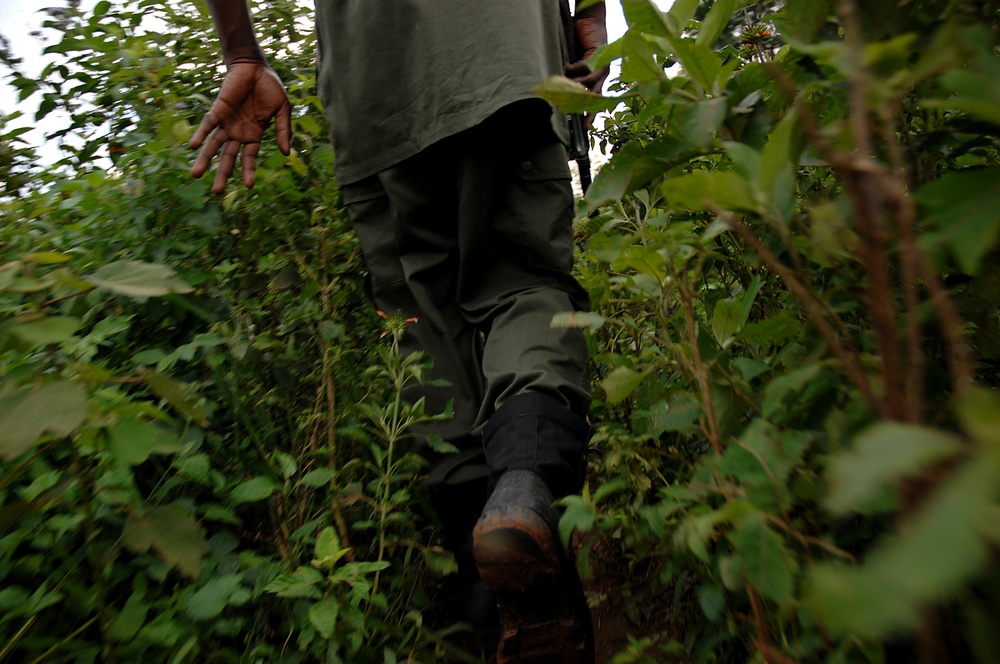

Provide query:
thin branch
left=876, top=109, right=924, bottom=423
left=678, top=274, right=724, bottom=456
left=728, top=220, right=885, bottom=417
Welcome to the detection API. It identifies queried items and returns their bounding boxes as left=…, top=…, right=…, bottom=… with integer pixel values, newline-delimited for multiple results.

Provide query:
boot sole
left=474, top=505, right=594, bottom=663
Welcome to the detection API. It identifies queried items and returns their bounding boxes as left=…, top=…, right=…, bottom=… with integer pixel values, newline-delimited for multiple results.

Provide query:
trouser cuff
left=482, top=393, right=590, bottom=499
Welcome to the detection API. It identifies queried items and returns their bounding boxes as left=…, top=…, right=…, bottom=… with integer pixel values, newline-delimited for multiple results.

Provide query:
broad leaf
left=107, top=416, right=182, bottom=466
left=586, top=135, right=696, bottom=212
left=697, top=0, right=736, bottom=46
left=123, top=504, right=209, bottom=579
left=185, top=574, right=243, bottom=620
left=87, top=260, right=193, bottom=297
left=679, top=97, right=728, bottom=149
left=0, top=381, right=87, bottom=461
left=602, top=367, right=646, bottom=404
left=621, top=0, right=672, bottom=37
left=230, top=476, right=278, bottom=504
left=808, top=459, right=997, bottom=636
left=264, top=567, right=324, bottom=599
left=638, top=394, right=701, bottom=437
left=775, top=0, right=835, bottom=40
left=10, top=316, right=80, bottom=346
left=662, top=171, right=759, bottom=213
left=825, top=423, right=963, bottom=515
left=916, top=168, right=1000, bottom=274
left=140, top=368, right=209, bottom=425
left=712, top=298, right=743, bottom=348
left=729, top=514, right=796, bottom=607
left=668, top=38, right=722, bottom=92
left=308, top=599, right=339, bottom=639
left=532, top=76, right=622, bottom=115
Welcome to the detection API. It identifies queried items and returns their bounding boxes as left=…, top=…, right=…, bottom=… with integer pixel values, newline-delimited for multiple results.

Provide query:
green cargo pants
left=341, top=100, right=590, bottom=499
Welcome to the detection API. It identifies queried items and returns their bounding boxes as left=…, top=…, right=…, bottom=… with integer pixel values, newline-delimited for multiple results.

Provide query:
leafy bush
left=0, top=2, right=471, bottom=662
left=542, top=0, right=1000, bottom=661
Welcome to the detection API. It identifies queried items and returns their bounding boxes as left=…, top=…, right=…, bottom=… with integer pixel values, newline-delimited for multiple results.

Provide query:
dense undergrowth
left=1, top=0, right=1000, bottom=662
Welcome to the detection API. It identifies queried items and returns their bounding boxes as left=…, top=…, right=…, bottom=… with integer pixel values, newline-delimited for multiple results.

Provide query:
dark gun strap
left=559, top=0, right=593, bottom=194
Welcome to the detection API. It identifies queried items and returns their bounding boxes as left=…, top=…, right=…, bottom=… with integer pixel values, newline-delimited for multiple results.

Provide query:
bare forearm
left=574, top=2, right=606, bottom=24
left=574, top=2, right=607, bottom=60
left=205, top=0, right=266, bottom=65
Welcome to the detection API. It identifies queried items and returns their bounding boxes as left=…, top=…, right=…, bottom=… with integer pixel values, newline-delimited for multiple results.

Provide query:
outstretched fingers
left=274, top=100, right=292, bottom=156
left=190, top=118, right=224, bottom=179
left=240, top=142, right=260, bottom=189
left=213, top=138, right=241, bottom=194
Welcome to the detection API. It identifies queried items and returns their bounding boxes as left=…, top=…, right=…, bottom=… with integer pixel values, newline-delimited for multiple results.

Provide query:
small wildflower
left=377, top=310, right=419, bottom=339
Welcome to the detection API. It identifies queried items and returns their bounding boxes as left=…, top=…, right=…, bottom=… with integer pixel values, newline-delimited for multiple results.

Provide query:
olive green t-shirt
left=314, top=0, right=569, bottom=186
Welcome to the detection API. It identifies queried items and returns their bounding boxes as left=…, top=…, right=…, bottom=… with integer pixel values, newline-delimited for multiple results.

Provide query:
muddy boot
left=473, top=469, right=594, bottom=663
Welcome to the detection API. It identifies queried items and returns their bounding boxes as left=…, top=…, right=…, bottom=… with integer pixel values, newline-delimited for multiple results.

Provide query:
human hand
left=190, top=61, right=292, bottom=194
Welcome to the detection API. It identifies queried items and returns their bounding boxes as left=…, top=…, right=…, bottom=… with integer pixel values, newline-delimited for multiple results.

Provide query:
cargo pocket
left=342, top=176, right=406, bottom=291
left=509, top=140, right=575, bottom=272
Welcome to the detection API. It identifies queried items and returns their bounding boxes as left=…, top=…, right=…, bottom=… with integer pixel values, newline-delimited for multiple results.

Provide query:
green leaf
left=953, top=387, right=1000, bottom=450
left=697, top=584, right=725, bottom=622
left=264, top=567, right=324, bottom=599
left=87, top=260, right=193, bottom=297
left=697, top=0, right=735, bottom=46
left=551, top=311, right=606, bottom=330
left=107, top=416, right=181, bottom=466
left=532, top=76, right=622, bottom=114
left=602, top=367, right=646, bottom=404
left=621, top=0, right=672, bottom=37
left=729, top=514, right=796, bottom=607
left=421, top=547, right=458, bottom=576
left=825, top=423, right=963, bottom=515
left=775, top=0, right=835, bottom=40
left=761, top=364, right=821, bottom=417
left=139, top=368, right=209, bottom=425
left=740, top=276, right=763, bottom=325
left=738, top=314, right=800, bottom=348
left=9, top=316, right=81, bottom=346
left=619, top=31, right=667, bottom=83
left=299, top=467, right=336, bottom=488
left=679, top=97, right=728, bottom=149
left=759, top=108, right=801, bottom=217
left=664, top=0, right=699, bottom=36
left=315, top=526, right=341, bottom=561
left=108, top=591, right=148, bottom=642
left=308, top=599, right=339, bottom=639
left=123, top=504, right=209, bottom=579
left=230, top=476, right=278, bottom=504
left=933, top=52, right=1000, bottom=127
left=719, top=421, right=810, bottom=485
left=808, top=459, right=997, bottom=636
left=313, top=526, right=352, bottom=571
left=22, top=251, right=71, bottom=265
left=639, top=394, right=702, bottom=436
left=558, top=494, right=597, bottom=549
left=0, top=381, right=87, bottom=461
left=733, top=357, right=770, bottom=381
left=916, top=169, right=1000, bottom=274
left=185, top=574, right=243, bottom=620
left=662, top=171, right=759, bottom=213
left=668, top=38, right=722, bottom=92
left=586, top=135, right=696, bottom=212
left=712, top=298, right=743, bottom=348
